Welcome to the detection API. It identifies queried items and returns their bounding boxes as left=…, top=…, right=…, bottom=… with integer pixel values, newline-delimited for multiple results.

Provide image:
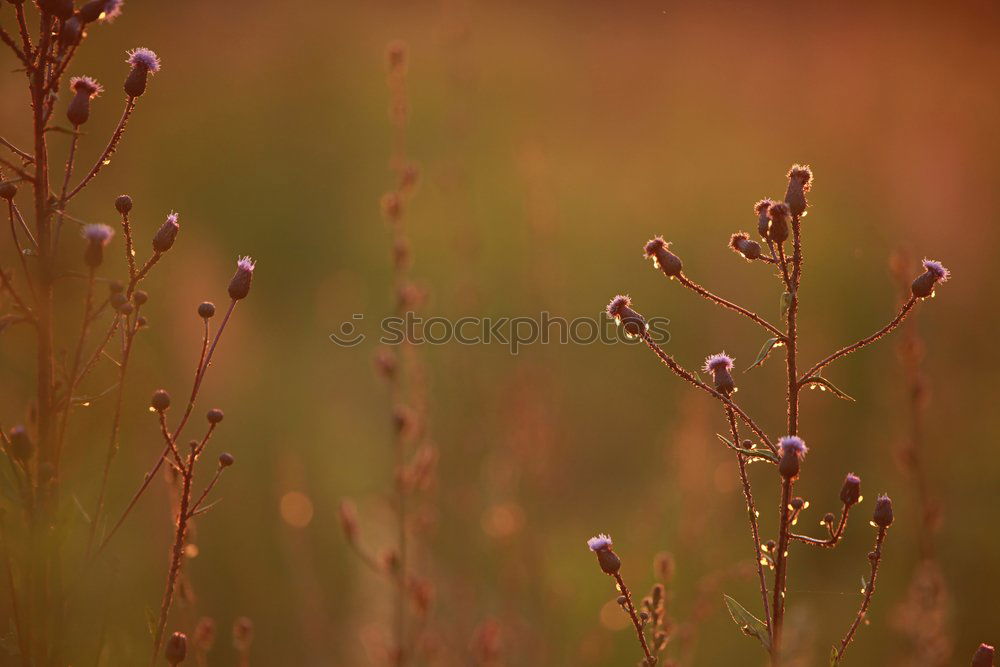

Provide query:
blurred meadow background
left=1, top=0, right=999, bottom=664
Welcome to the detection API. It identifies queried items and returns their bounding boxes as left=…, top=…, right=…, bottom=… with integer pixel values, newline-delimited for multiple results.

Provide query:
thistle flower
left=972, top=643, right=995, bottom=667
left=606, top=294, right=646, bottom=338
left=765, top=201, right=791, bottom=243
left=840, top=473, right=861, bottom=507
left=82, top=224, right=115, bottom=268
left=80, top=0, right=124, bottom=23
left=152, top=212, right=180, bottom=253
left=643, top=236, right=683, bottom=278
left=778, top=435, right=807, bottom=479
left=755, top=199, right=774, bottom=239
left=228, top=256, right=256, bottom=301
left=729, top=232, right=761, bottom=261
left=703, top=352, right=736, bottom=395
left=784, top=164, right=813, bottom=217
left=124, top=47, right=161, bottom=98
left=911, top=259, right=951, bottom=299
left=872, top=494, right=894, bottom=528
left=587, top=533, right=621, bottom=575
left=67, top=76, right=103, bottom=126
left=164, top=632, right=187, bottom=666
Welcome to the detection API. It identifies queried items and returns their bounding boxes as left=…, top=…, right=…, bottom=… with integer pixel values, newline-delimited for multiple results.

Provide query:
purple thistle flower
left=606, top=295, right=631, bottom=319
left=777, top=435, right=807, bottom=479
left=82, top=223, right=115, bottom=245
left=228, top=255, right=256, bottom=301
left=127, top=47, right=161, bottom=73
left=100, top=0, right=124, bottom=21
left=873, top=494, right=894, bottom=528
left=912, top=258, right=951, bottom=298
left=778, top=436, right=808, bottom=458
left=702, top=353, right=734, bottom=374
left=70, top=76, right=103, bottom=98
left=840, top=473, right=861, bottom=506
left=152, top=212, right=180, bottom=253
left=587, top=534, right=613, bottom=552
left=606, top=294, right=646, bottom=338
left=921, top=259, right=950, bottom=283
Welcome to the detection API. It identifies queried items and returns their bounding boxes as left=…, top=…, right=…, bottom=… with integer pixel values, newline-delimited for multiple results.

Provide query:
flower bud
left=972, top=643, right=995, bottom=667
left=790, top=497, right=805, bottom=511
left=0, top=181, right=17, bottom=201
left=80, top=0, right=122, bottom=22
left=840, top=473, right=861, bottom=507
left=784, top=164, right=813, bottom=217
left=228, top=256, right=255, bottom=300
left=152, top=212, right=179, bottom=253
left=82, top=224, right=115, bottom=268
left=118, top=302, right=133, bottom=315
left=822, top=512, right=835, bottom=525
left=67, top=77, right=102, bottom=126
left=729, top=232, right=761, bottom=260
left=643, top=237, right=683, bottom=277
left=133, top=290, right=148, bottom=306
left=872, top=494, right=894, bottom=528
left=911, top=259, right=950, bottom=299
left=124, top=47, right=161, bottom=98
left=164, top=631, right=187, bottom=665
left=587, top=534, right=621, bottom=575
left=58, top=15, right=83, bottom=48
left=777, top=436, right=807, bottom=480
left=765, top=202, right=791, bottom=243
left=115, top=194, right=132, bottom=215
left=218, top=452, right=234, bottom=467
left=137, top=315, right=148, bottom=327
left=109, top=292, right=128, bottom=309
left=702, top=353, right=736, bottom=395
left=198, top=301, right=215, bottom=319
left=755, top=199, right=774, bottom=238
left=606, top=294, right=646, bottom=338
left=150, top=389, right=171, bottom=412
left=7, top=425, right=33, bottom=463
left=207, top=408, right=224, bottom=424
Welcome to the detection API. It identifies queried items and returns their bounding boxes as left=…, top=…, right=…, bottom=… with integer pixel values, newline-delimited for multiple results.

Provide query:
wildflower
left=587, top=533, right=621, bottom=575
left=6, top=426, right=33, bottom=463
left=765, top=201, right=791, bottom=243
left=124, top=47, right=161, bottom=98
left=777, top=435, right=807, bottom=480
left=228, top=256, right=255, bottom=300
left=729, top=232, right=761, bottom=261
left=164, top=632, right=186, bottom=666
left=784, top=164, right=813, bottom=217
left=840, top=473, right=861, bottom=507
left=115, top=194, right=132, bottom=215
left=198, top=301, right=216, bottom=319
left=82, top=224, right=115, bottom=268
left=606, top=294, right=646, bottom=338
left=755, top=199, right=774, bottom=239
left=152, top=212, right=180, bottom=253
left=703, top=352, right=736, bottom=395
left=67, top=76, right=102, bottom=126
left=872, top=494, right=894, bottom=528
left=972, top=644, right=995, bottom=667
left=643, top=236, right=683, bottom=278
left=150, top=389, right=171, bottom=412
left=207, top=408, right=224, bottom=424
left=218, top=452, right=235, bottom=467
left=911, top=259, right=950, bottom=299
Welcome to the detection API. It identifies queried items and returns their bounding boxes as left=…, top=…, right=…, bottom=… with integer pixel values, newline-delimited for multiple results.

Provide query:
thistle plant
left=0, top=3, right=254, bottom=663
left=591, top=165, right=952, bottom=665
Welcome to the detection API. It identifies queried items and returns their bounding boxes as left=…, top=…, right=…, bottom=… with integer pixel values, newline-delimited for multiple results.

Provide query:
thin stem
left=0, top=136, right=34, bottom=164
left=0, top=513, right=31, bottom=667
left=53, top=266, right=95, bottom=466
left=676, top=273, right=785, bottom=339
left=0, top=26, right=29, bottom=66
left=725, top=407, right=771, bottom=639
left=799, top=297, right=918, bottom=382
left=189, top=466, right=224, bottom=514
left=612, top=572, right=655, bottom=665
left=52, top=128, right=80, bottom=250
left=833, top=527, right=888, bottom=663
left=10, top=200, right=39, bottom=250
left=65, top=98, right=135, bottom=202
left=790, top=504, right=851, bottom=547
left=770, top=476, right=793, bottom=664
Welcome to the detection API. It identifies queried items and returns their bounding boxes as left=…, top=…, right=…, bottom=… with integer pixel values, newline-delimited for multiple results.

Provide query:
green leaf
left=746, top=337, right=781, bottom=372
left=779, top=291, right=792, bottom=319
left=802, top=376, right=855, bottom=401
left=716, top=434, right=778, bottom=464
left=723, top=594, right=771, bottom=651
left=830, top=646, right=840, bottom=665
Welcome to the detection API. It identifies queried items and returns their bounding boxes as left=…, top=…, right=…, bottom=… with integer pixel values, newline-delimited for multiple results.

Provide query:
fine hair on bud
left=152, top=212, right=180, bottom=253
left=703, top=352, right=736, bottom=395
left=115, top=194, right=132, bottom=215
left=766, top=201, right=791, bottom=243
left=644, top=236, right=683, bottom=277
left=840, top=473, right=861, bottom=506
left=911, top=259, right=951, bottom=299
left=228, top=256, right=256, bottom=301
left=587, top=534, right=621, bottom=575
left=82, top=224, right=115, bottom=268
left=755, top=199, right=774, bottom=239
left=778, top=435, right=807, bottom=479
left=124, top=47, right=161, bottom=98
left=67, top=76, right=103, bottom=126
left=729, top=232, right=761, bottom=261
left=872, top=494, right=894, bottom=528
left=606, top=294, right=646, bottom=338
left=784, top=164, right=813, bottom=217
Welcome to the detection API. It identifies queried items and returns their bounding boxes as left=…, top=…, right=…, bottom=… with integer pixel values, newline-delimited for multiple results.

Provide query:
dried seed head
left=840, top=473, right=861, bottom=507
left=766, top=202, right=791, bottom=243
left=207, top=408, right=224, bottom=424
left=7, top=425, right=33, bottom=463
left=729, top=232, right=761, bottom=261
left=82, top=224, right=115, bottom=268
left=133, top=290, right=148, bottom=306
left=873, top=494, right=894, bottom=528
left=193, top=617, right=216, bottom=653
left=228, top=256, right=256, bottom=300
left=150, top=389, right=171, bottom=412
left=152, top=212, right=180, bottom=253
left=644, top=236, right=683, bottom=277
left=587, top=534, right=621, bottom=575
left=755, top=199, right=774, bottom=238
left=115, top=194, right=132, bottom=214
left=972, top=643, right=995, bottom=667
left=703, top=352, right=736, bottom=395
left=0, top=181, right=17, bottom=200
left=218, top=452, right=234, bottom=467
left=606, top=294, right=646, bottom=338
left=784, top=164, right=813, bottom=217
left=911, top=259, right=951, bottom=299
left=164, top=632, right=187, bottom=665
left=198, top=301, right=215, bottom=319
left=124, top=47, right=161, bottom=97
left=338, top=499, right=359, bottom=543
left=67, top=76, right=102, bottom=126
left=778, top=435, right=807, bottom=479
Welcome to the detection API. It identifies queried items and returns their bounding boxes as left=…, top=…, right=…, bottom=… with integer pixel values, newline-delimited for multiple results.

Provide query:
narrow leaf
left=802, top=376, right=855, bottom=401
left=830, top=646, right=840, bottom=666
left=779, top=291, right=792, bottom=319
left=746, top=337, right=780, bottom=372
left=716, top=434, right=778, bottom=464
left=723, top=594, right=771, bottom=651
